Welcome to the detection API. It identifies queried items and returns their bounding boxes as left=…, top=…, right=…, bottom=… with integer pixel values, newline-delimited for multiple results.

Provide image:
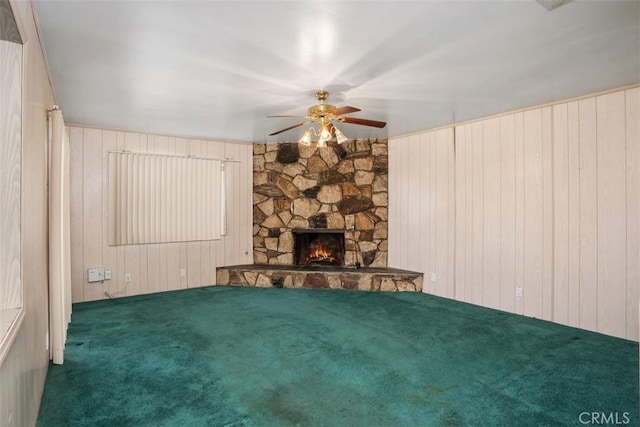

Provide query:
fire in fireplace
left=293, top=229, right=345, bottom=267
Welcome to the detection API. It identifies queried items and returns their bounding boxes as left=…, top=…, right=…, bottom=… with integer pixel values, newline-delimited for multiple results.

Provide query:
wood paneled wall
left=68, top=126, right=253, bottom=303
left=454, top=109, right=555, bottom=318
left=0, top=1, right=54, bottom=426
left=388, top=128, right=455, bottom=298
left=0, top=39, right=21, bottom=315
left=389, top=86, right=640, bottom=341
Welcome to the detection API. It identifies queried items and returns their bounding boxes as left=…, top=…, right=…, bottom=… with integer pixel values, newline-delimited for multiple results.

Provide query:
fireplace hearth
left=293, top=229, right=345, bottom=267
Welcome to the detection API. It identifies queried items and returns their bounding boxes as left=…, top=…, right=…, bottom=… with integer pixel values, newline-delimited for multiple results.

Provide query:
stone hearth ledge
left=216, top=265, right=423, bottom=292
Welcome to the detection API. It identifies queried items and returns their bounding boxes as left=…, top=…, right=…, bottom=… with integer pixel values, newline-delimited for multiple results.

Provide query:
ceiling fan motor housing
left=308, top=104, right=337, bottom=118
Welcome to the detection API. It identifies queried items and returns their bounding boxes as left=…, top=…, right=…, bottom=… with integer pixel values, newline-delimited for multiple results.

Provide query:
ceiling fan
left=268, top=90, right=386, bottom=146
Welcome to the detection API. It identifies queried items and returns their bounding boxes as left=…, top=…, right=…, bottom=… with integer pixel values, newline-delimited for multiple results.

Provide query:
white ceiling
left=32, top=0, right=639, bottom=143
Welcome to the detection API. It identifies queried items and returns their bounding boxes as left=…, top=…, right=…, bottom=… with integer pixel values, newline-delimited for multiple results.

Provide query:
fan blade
left=269, top=121, right=311, bottom=136
left=337, top=117, right=387, bottom=128
left=333, top=106, right=361, bottom=116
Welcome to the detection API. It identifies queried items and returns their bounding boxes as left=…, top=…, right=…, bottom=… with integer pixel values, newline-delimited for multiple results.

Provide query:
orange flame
left=309, top=243, right=335, bottom=262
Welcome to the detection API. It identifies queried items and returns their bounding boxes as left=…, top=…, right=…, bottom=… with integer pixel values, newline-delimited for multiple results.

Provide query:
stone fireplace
left=252, top=139, right=389, bottom=268
left=293, top=229, right=345, bottom=267
left=216, top=138, right=423, bottom=293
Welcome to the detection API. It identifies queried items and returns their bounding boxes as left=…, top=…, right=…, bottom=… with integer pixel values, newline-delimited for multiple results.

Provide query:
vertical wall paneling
left=522, top=109, right=544, bottom=318
left=240, top=142, right=253, bottom=266
left=390, top=86, right=639, bottom=340
left=388, top=129, right=454, bottom=294
left=553, top=103, right=570, bottom=325
left=415, top=134, right=427, bottom=279
left=407, top=134, right=421, bottom=274
left=566, top=101, right=581, bottom=328
left=224, top=143, right=239, bottom=266
left=454, top=126, right=466, bottom=301
left=389, top=138, right=407, bottom=269
left=596, top=92, right=627, bottom=338
left=435, top=129, right=452, bottom=297
left=223, top=143, right=236, bottom=266
left=447, top=129, right=455, bottom=299
left=68, top=126, right=252, bottom=302
left=471, top=121, right=484, bottom=305
left=626, top=88, right=640, bottom=340
left=542, top=107, right=554, bottom=321
left=427, top=132, right=436, bottom=294
left=398, top=138, right=410, bottom=269
left=82, top=128, right=103, bottom=301
left=387, top=141, right=397, bottom=265
left=514, top=112, right=525, bottom=316
left=221, top=139, right=254, bottom=286
left=464, top=124, right=475, bottom=304
left=482, top=118, right=501, bottom=309
left=102, top=131, right=118, bottom=298
left=69, top=127, right=84, bottom=302
left=578, top=97, right=598, bottom=331
left=500, top=115, right=516, bottom=314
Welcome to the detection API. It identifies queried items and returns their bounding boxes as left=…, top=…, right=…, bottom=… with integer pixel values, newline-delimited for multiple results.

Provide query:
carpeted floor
left=37, top=286, right=638, bottom=426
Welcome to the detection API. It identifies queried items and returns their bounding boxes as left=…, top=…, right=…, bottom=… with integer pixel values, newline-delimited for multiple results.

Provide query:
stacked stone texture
left=253, top=139, right=389, bottom=267
left=216, top=267, right=423, bottom=292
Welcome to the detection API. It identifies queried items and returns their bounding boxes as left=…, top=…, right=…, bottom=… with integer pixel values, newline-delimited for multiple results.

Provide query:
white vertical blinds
left=109, top=152, right=223, bottom=245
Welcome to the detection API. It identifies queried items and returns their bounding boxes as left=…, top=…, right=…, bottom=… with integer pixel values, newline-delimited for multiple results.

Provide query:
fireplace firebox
left=293, top=229, right=345, bottom=267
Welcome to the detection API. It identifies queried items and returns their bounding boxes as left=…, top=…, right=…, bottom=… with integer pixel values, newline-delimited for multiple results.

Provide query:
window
left=108, top=152, right=224, bottom=245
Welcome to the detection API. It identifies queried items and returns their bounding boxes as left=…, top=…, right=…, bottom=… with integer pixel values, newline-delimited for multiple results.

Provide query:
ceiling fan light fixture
left=269, top=90, right=385, bottom=147
left=299, top=128, right=312, bottom=146
left=318, top=124, right=332, bottom=146
left=334, top=126, right=348, bottom=144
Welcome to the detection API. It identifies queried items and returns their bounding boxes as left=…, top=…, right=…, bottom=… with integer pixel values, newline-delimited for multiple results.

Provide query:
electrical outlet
left=430, top=272, right=437, bottom=282
left=125, top=273, right=132, bottom=283
left=104, top=269, right=112, bottom=280
left=180, top=268, right=187, bottom=278
left=515, top=286, right=523, bottom=298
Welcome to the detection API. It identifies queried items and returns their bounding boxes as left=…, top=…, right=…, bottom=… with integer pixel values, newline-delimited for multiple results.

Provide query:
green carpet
left=37, top=286, right=638, bottom=426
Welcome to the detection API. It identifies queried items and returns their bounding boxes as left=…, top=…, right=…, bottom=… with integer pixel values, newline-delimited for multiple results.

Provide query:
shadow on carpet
left=37, top=286, right=638, bottom=426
